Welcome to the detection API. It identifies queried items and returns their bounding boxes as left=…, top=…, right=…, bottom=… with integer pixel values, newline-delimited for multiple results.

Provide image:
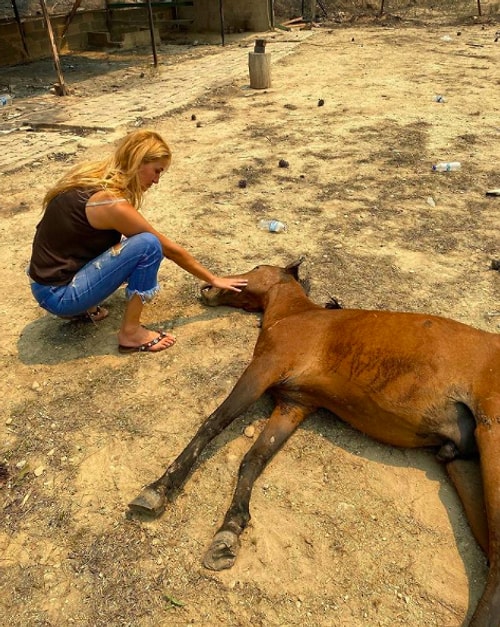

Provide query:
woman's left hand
left=211, top=277, right=248, bottom=292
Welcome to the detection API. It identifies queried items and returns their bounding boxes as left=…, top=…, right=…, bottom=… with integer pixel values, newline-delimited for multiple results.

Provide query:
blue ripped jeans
left=30, top=233, right=163, bottom=317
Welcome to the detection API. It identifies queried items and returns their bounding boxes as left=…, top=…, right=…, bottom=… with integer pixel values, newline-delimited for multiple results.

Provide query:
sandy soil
left=1, top=16, right=499, bottom=627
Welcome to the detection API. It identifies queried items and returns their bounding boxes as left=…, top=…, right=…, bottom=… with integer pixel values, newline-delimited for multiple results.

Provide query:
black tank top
left=29, top=188, right=121, bottom=285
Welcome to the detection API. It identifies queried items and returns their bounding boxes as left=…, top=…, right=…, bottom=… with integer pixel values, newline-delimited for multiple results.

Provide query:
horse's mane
left=324, top=296, right=343, bottom=309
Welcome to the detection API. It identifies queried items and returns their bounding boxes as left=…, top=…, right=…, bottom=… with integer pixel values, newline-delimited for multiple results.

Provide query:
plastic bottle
left=432, top=162, right=461, bottom=172
left=258, top=219, right=288, bottom=233
left=0, top=94, right=12, bottom=107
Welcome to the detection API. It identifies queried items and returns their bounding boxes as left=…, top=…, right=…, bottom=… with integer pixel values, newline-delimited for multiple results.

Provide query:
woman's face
left=138, top=158, right=169, bottom=190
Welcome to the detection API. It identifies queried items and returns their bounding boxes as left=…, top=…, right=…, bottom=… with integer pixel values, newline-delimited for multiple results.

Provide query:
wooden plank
left=281, top=16, right=305, bottom=25
left=107, top=1, right=193, bottom=7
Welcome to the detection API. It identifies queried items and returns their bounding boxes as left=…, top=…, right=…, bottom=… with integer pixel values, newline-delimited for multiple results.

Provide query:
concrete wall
left=0, top=11, right=109, bottom=66
left=0, top=0, right=273, bottom=67
left=194, top=0, right=272, bottom=32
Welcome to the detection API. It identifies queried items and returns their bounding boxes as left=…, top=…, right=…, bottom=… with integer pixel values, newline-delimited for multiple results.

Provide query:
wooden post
left=10, top=0, right=29, bottom=58
left=302, top=0, right=315, bottom=23
left=39, top=0, right=68, bottom=96
left=60, top=0, right=83, bottom=43
left=248, top=39, right=271, bottom=89
left=146, top=0, right=158, bottom=67
left=219, top=0, right=225, bottom=46
left=477, top=0, right=482, bottom=16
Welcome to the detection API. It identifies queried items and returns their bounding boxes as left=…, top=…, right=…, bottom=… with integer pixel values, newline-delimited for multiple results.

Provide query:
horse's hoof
left=128, top=486, right=166, bottom=517
left=203, top=530, right=240, bottom=571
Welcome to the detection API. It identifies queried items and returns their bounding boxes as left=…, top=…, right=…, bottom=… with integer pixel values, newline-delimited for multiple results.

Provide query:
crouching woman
left=28, top=129, right=246, bottom=354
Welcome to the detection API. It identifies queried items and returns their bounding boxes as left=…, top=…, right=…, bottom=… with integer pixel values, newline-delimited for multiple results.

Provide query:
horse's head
left=201, top=258, right=305, bottom=311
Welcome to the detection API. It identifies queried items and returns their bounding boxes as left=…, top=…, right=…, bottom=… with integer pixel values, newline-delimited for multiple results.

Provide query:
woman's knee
left=134, top=233, right=163, bottom=258
left=124, top=232, right=162, bottom=260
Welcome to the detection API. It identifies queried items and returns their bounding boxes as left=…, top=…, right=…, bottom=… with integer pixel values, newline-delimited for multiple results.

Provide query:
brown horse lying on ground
left=129, top=259, right=500, bottom=626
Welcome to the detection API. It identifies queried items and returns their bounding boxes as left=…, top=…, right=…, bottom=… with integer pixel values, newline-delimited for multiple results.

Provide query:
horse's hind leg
left=469, top=395, right=500, bottom=626
left=203, top=401, right=312, bottom=571
left=446, top=458, right=488, bottom=555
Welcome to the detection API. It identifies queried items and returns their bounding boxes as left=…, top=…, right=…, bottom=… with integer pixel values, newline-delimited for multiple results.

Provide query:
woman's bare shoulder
left=86, top=190, right=128, bottom=207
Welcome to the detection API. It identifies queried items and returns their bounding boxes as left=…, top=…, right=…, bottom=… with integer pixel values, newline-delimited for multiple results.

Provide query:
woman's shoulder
left=86, top=189, right=129, bottom=208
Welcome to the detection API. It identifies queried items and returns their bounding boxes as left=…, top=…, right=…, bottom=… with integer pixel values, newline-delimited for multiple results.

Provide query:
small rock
left=318, top=99, right=325, bottom=106
left=34, top=466, right=44, bottom=477
left=278, top=159, right=289, bottom=168
left=244, top=425, right=255, bottom=438
left=238, top=179, right=247, bottom=188
left=191, top=114, right=196, bottom=121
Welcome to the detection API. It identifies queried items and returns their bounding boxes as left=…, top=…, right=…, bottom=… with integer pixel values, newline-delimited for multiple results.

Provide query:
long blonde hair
left=43, top=129, right=172, bottom=210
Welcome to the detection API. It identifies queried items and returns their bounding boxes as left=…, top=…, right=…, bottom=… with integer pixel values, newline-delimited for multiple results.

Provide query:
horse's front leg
left=128, top=359, right=277, bottom=517
left=203, top=400, right=313, bottom=571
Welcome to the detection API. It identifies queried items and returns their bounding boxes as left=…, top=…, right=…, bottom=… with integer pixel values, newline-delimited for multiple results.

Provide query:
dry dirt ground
left=1, top=16, right=499, bottom=627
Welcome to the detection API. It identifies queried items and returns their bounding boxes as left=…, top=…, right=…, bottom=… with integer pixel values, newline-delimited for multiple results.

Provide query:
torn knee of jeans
left=125, top=285, right=160, bottom=304
left=110, top=243, right=123, bottom=256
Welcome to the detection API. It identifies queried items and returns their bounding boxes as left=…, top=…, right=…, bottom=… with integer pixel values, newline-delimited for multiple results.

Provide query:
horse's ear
left=285, top=257, right=304, bottom=279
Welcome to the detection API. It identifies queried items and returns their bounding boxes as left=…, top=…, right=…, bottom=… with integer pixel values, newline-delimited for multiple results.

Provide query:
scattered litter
left=163, top=594, right=185, bottom=608
left=432, top=162, right=461, bottom=172
left=433, top=95, right=446, bottom=103
left=440, top=35, right=453, bottom=42
left=258, top=219, right=288, bottom=233
left=485, top=189, right=500, bottom=197
left=21, top=490, right=32, bottom=507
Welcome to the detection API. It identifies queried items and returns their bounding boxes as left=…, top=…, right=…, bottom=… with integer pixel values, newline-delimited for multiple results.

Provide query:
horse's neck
left=261, top=282, right=318, bottom=327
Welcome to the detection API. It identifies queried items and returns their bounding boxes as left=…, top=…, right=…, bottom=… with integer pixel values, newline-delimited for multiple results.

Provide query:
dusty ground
left=1, top=15, right=499, bottom=627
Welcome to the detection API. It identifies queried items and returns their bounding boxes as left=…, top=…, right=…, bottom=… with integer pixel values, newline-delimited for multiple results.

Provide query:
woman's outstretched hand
left=211, top=277, right=248, bottom=292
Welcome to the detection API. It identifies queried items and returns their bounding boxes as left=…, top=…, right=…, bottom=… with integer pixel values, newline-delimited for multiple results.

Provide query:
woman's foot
left=60, top=306, right=109, bottom=323
left=118, top=327, right=176, bottom=354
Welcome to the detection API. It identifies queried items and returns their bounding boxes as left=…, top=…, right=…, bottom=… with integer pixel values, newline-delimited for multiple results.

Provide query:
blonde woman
left=28, top=129, right=247, bottom=354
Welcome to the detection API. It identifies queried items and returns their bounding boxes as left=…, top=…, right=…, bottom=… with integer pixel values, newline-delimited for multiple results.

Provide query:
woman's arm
left=86, top=193, right=246, bottom=290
